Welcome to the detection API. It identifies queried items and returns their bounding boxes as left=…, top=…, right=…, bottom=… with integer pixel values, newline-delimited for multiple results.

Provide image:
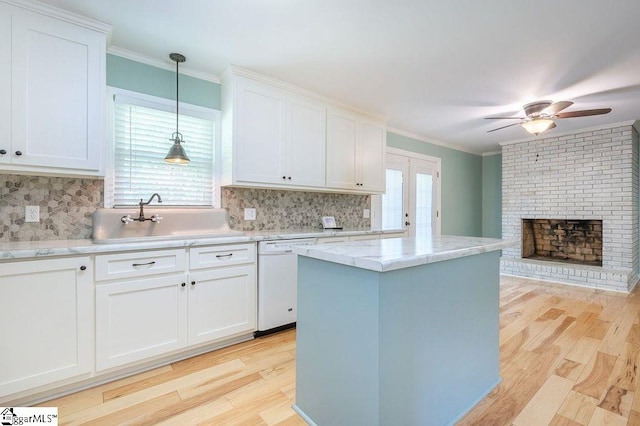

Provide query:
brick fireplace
left=501, top=122, right=640, bottom=292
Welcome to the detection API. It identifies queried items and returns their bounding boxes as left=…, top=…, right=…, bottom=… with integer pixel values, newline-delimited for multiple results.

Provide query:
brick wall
left=501, top=123, right=640, bottom=292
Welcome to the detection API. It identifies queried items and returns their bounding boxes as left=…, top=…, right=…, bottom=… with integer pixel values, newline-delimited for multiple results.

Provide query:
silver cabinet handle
left=215, top=254, right=233, bottom=259
left=132, top=261, right=156, bottom=267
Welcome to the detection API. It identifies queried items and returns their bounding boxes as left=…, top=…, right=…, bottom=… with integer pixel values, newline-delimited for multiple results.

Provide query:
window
left=108, top=88, right=220, bottom=207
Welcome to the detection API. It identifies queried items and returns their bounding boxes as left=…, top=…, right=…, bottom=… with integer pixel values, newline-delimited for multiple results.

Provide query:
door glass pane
left=382, top=169, right=403, bottom=229
left=415, top=173, right=433, bottom=237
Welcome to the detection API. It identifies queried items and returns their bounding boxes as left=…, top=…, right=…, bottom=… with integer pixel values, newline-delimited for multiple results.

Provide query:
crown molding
left=482, top=150, right=502, bottom=157
left=225, top=65, right=387, bottom=122
left=499, top=119, right=638, bottom=146
left=386, top=126, right=482, bottom=156
left=108, top=46, right=221, bottom=84
left=3, top=0, right=112, bottom=34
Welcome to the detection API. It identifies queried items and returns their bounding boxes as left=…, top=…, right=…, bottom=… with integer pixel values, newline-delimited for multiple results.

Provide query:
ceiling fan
left=486, top=101, right=612, bottom=135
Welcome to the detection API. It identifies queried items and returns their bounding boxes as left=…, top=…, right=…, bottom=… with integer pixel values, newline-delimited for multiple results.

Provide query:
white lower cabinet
left=188, top=265, right=256, bottom=346
left=95, top=274, right=188, bottom=371
left=0, top=257, right=92, bottom=398
left=95, top=244, right=257, bottom=371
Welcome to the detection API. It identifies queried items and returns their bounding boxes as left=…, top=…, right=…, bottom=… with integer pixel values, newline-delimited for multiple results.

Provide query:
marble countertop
left=293, top=235, right=517, bottom=272
left=0, top=228, right=405, bottom=261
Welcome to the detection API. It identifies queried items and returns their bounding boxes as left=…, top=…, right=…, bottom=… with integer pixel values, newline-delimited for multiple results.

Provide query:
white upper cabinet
left=233, top=77, right=287, bottom=185
left=286, top=95, right=326, bottom=188
left=223, top=71, right=326, bottom=189
left=222, top=66, right=385, bottom=193
left=326, top=107, right=386, bottom=193
left=0, top=1, right=110, bottom=177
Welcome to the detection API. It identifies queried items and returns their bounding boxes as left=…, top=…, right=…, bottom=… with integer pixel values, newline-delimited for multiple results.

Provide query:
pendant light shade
left=164, top=53, right=190, bottom=164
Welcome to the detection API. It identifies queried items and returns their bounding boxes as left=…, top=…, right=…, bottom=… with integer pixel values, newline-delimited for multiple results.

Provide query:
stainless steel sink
left=92, top=208, right=243, bottom=244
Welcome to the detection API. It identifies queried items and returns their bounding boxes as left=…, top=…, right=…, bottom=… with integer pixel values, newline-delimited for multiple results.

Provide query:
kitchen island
left=292, top=235, right=514, bottom=426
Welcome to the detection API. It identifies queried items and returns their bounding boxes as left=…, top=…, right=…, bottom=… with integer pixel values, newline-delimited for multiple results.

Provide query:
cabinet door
left=358, top=120, right=386, bottom=193
left=96, top=274, right=188, bottom=371
left=286, top=95, right=326, bottom=187
left=188, top=265, right=256, bottom=346
left=326, top=109, right=358, bottom=190
left=11, top=7, right=104, bottom=172
left=234, top=77, right=286, bottom=184
left=0, top=257, right=92, bottom=397
left=0, top=3, right=10, bottom=165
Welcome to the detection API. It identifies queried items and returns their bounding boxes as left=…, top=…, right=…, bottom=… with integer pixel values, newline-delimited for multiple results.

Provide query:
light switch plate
left=25, top=206, right=40, bottom=222
left=244, top=208, right=256, bottom=221
left=363, top=209, right=370, bottom=219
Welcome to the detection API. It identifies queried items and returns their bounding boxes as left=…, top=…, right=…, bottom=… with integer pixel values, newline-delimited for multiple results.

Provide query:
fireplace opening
left=522, top=219, right=603, bottom=267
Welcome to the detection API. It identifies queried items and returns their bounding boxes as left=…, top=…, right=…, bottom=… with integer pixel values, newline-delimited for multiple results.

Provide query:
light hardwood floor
left=40, top=275, right=640, bottom=425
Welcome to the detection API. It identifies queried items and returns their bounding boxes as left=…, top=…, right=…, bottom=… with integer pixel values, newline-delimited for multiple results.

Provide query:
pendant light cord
left=175, top=57, right=179, bottom=135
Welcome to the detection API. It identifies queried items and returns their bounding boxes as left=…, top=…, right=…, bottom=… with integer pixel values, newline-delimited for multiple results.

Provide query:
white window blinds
left=113, top=94, right=215, bottom=206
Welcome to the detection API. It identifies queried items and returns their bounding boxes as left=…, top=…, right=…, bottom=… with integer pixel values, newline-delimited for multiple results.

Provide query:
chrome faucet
left=121, top=193, right=163, bottom=224
left=138, top=193, right=162, bottom=221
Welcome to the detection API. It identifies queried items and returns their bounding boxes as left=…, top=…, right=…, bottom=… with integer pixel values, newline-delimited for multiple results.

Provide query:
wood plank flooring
left=40, top=275, right=640, bottom=425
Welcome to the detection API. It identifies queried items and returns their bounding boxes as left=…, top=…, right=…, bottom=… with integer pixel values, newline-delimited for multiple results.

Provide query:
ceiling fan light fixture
left=522, top=118, right=554, bottom=135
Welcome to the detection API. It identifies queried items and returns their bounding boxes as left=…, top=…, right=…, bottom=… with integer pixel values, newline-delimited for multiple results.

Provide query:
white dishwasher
left=257, top=238, right=317, bottom=335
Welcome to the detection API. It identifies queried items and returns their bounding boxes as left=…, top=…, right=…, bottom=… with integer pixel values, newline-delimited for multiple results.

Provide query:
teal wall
left=106, top=54, right=221, bottom=109
left=387, top=132, right=483, bottom=237
left=482, top=154, right=502, bottom=238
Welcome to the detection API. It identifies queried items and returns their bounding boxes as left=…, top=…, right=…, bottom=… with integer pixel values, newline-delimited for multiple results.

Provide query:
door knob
left=405, top=221, right=411, bottom=226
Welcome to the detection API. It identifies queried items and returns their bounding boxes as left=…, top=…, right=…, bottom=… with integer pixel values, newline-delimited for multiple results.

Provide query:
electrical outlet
left=244, top=208, right=256, bottom=221
left=25, top=206, right=40, bottom=223
left=363, top=208, right=370, bottom=219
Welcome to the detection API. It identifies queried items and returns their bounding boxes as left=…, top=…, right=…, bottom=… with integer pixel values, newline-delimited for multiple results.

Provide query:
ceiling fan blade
left=485, top=116, right=525, bottom=120
left=553, top=108, right=612, bottom=119
left=542, top=101, right=573, bottom=115
left=487, top=122, right=522, bottom=132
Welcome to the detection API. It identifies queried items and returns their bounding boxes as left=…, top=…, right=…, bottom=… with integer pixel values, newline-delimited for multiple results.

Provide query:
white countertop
left=293, top=235, right=516, bottom=272
left=0, top=228, right=404, bottom=260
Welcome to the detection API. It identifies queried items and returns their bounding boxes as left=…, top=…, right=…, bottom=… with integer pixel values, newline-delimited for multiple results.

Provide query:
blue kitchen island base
left=294, top=250, right=502, bottom=426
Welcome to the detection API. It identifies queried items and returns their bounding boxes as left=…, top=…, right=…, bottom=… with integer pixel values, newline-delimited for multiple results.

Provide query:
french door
left=374, top=149, right=441, bottom=238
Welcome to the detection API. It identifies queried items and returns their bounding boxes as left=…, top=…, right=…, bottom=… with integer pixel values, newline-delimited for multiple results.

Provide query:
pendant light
left=164, top=53, right=190, bottom=164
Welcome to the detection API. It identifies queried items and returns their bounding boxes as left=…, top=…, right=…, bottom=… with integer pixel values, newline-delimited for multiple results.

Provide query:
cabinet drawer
left=95, top=249, right=186, bottom=281
left=190, top=243, right=256, bottom=270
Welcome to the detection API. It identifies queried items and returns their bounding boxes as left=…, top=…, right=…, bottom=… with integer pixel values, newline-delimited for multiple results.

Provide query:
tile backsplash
left=0, top=174, right=370, bottom=242
left=0, top=174, right=103, bottom=242
left=222, top=187, right=370, bottom=231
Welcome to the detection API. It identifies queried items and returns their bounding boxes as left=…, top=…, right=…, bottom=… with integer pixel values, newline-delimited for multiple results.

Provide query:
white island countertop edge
left=293, top=235, right=517, bottom=272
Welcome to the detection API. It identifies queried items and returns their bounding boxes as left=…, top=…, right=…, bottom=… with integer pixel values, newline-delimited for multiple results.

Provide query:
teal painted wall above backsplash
left=106, top=54, right=221, bottom=109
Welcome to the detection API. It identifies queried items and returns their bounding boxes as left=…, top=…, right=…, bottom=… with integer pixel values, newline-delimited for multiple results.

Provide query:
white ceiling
left=39, top=0, right=640, bottom=154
